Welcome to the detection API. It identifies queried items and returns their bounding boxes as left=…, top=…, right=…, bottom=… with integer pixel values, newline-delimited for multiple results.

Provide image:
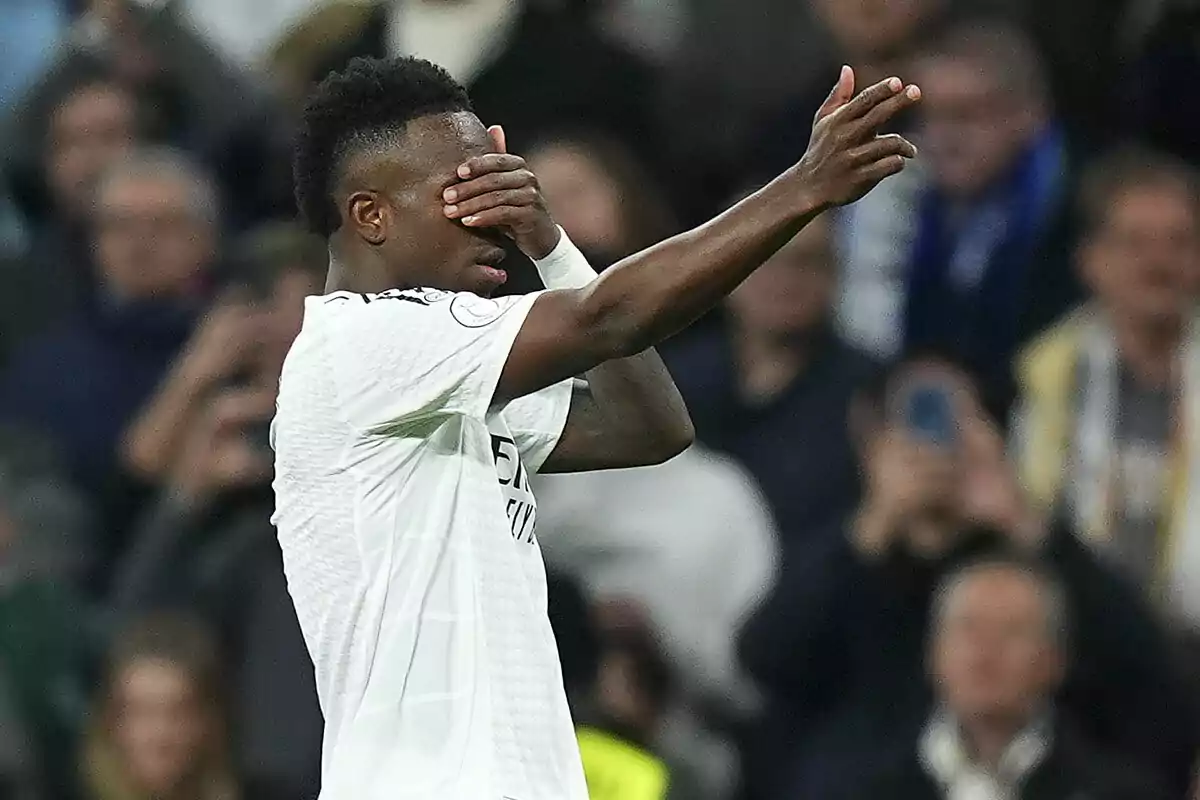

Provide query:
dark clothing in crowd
left=112, top=490, right=322, bottom=798
left=902, top=127, right=1081, bottom=415
left=736, top=520, right=1198, bottom=799
left=666, top=328, right=874, bottom=543
left=849, top=721, right=1171, bottom=800
left=0, top=298, right=197, bottom=489
left=280, top=4, right=661, bottom=172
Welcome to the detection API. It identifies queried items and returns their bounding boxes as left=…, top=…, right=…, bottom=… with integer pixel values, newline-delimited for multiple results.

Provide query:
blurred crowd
left=2, top=0, right=1200, bottom=799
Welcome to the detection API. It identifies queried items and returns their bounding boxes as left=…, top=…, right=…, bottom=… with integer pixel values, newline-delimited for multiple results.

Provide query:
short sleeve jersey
left=270, top=288, right=584, bottom=800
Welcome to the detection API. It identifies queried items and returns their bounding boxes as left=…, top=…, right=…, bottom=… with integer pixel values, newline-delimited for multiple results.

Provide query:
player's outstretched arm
left=496, top=70, right=921, bottom=407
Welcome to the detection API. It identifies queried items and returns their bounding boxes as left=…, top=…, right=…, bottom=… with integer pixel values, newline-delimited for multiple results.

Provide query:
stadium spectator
left=850, top=556, right=1170, bottom=800
left=111, top=224, right=327, bottom=798
left=1013, top=148, right=1200, bottom=625
left=665, top=209, right=875, bottom=544
left=268, top=0, right=662, bottom=168
left=736, top=352, right=1197, bottom=799
left=0, top=147, right=219, bottom=496
left=534, top=444, right=776, bottom=797
left=842, top=20, right=1080, bottom=411
left=81, top=613, right=295, bottom=800
left=526, top=133, right=676, bottom=272
left=535, top=445, right=775, bottom=712
left=0, top=62, right=141, bottom=356
left=0, top=439, right=92, bottom=800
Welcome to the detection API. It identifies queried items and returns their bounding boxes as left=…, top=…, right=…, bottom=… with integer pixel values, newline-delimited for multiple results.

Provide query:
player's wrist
left=779, top=162, right=837, bottom=217
left=533, top=227, right=598, bottom=289
left=520, top=220, right=562, bottom=261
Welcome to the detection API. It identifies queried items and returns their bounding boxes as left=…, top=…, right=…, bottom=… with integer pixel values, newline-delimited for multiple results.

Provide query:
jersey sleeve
left=321, top=289, right=540, bottom=431
left=502, top=377, right=575, bottom=473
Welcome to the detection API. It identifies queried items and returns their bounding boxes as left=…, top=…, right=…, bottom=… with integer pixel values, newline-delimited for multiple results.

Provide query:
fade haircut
left=293, top=56, right=473, bottom=237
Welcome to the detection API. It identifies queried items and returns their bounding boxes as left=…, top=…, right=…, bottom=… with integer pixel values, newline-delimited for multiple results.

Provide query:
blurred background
left=2, top=0, right=1200, bottom=799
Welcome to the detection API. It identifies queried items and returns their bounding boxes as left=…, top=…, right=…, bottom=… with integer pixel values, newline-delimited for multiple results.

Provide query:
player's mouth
left=474, top=248, right=508, bottom=287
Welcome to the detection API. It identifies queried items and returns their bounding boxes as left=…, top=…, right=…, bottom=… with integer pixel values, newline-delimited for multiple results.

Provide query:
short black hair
left=293, top=56, right=473, bottom=237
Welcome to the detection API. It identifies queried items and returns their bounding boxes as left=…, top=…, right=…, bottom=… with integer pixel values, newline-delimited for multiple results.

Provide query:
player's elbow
left=661, top=414, right=696, bottom=460
left=636, top=412, right=695, bottom=466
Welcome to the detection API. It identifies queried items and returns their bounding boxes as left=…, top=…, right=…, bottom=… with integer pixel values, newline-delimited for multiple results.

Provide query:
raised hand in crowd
left=958, top=405, right=1045, bottom=552
left=120, top=293, right=267, bottom=482
left=852, top=429, right=957, bottom=559
left=167, top=387, right=275, bottom=507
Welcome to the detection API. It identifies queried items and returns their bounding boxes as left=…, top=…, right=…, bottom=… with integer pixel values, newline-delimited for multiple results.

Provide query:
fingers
left=443, top=167, right=535, bottom=204
left=445, top=188, right=539, bottom=221
left=453, top=205, right=531, bottom=228
left=456, top=152, right=525, bottom=179
left=847, top=134, right=917, bottom=166
left=836, top=76, right=905, bottom=121
left=488, top=124, right=507, bottom=155
left=814, top=64, right=856, bottom=123
left=210, top=389, right=275, bottom=429
left=856, top=154, right=908, bottom=187
left=857, top=83, right=921, bottom=134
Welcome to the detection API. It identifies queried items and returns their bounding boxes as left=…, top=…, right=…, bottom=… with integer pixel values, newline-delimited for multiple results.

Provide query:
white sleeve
left=321, top=289, right=541, bottom=431
left=502, top=377, right=574, bottom=473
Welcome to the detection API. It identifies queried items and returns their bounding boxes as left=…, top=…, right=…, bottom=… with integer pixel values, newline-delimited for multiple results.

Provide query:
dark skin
left=329, top=67, right=921, bottom=472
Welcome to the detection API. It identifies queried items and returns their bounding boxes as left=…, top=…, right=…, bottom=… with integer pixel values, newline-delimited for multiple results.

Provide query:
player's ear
left=348, top=190, right=386, bottom=245
left=488, top=125, right=507, bottom=155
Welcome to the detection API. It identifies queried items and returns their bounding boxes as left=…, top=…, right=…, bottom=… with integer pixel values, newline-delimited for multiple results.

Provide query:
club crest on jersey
left=491, top=434, right=537, bottom=544
left=451, top=293, right=505, bottom=328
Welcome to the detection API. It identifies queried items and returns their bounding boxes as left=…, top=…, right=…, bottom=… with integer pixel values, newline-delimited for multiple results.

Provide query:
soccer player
left=272, top=56, right=919, bottom=800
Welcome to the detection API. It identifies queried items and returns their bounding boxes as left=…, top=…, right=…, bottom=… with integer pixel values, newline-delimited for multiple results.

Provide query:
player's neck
left=325, top=243, right=408, bottom=294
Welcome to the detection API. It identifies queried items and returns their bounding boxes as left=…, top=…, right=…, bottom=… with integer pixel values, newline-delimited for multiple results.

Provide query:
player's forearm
left=580, top=171, right=822, bottom=357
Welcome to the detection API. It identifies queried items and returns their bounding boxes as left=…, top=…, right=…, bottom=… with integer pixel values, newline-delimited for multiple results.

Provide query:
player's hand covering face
left=797, top=66, right=921, bottom=209
left=442, top=125, right=561, bottom=260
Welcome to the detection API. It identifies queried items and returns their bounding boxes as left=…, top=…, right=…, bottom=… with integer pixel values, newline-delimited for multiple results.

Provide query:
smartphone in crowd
left=892, top=379, right=958, bottom=446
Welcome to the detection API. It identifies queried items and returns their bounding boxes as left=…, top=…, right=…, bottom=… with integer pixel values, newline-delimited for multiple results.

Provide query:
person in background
left=66, top=0, right=293, bottom=227
left=534, top=441, right=776, bottom=798
left=119, top=222, right=327, bottom=488
left=0, top=147, right=218, bottom=503
left=111, top=223, right=328, bottom=798
left=0, top=61, right=142, bottom=357
left=0, top=444, right=92, bottom=800
left=851, top=556, right=1170, bottom=800
left=881, top=20, right=1079, bottom=413
left=1013, top=147, right=1200, bottom=626
left=268, top=0, right=662, bottom=169
left=665, top=208, right=875, bottom=545
left=736, top=352, right=1197, bottom=800
left=525, top=133, right=676, bottom=271
left=81, top=613, right=295, bottom=800
left=575, top=604, right=707, bottom=800
left=745, top=0, right=944, bottom=181
left=534, top=441, right=775, bottom=713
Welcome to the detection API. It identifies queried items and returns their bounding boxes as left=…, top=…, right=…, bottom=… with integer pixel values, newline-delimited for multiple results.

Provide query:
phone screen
left=903, top=384, right=957, bottom=445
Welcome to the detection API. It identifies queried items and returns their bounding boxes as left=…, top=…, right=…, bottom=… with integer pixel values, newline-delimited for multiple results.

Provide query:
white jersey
left=270, top=288, right=585, bottom=800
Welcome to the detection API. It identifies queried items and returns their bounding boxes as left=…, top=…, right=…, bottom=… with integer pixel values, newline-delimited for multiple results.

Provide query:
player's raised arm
left=495, top=69, right=920, bottom=405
